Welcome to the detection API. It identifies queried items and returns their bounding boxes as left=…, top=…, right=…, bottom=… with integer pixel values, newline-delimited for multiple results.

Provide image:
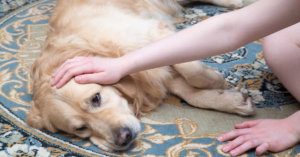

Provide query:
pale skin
left=51, top=0, right=300, bottom=156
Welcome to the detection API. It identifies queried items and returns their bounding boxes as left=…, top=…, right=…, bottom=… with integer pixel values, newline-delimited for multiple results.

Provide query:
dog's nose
left=117, top=128, right=132, bottom=147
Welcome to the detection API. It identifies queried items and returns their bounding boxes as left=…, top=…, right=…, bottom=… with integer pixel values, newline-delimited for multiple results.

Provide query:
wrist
left=284, top=111, right=300, bottom=141
left=117, top=55, right=135, bottom=77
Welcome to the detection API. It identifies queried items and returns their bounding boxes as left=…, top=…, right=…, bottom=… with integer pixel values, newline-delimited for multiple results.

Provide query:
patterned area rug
left=0, top=0, right=299, bottom=156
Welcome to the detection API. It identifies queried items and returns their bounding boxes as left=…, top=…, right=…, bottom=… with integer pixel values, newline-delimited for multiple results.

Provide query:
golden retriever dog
left=26, top=0, right=253, bottom=152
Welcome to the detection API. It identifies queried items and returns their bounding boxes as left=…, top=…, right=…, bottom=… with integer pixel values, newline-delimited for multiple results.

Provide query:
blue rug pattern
left=0, top=0, right=299, bottom=156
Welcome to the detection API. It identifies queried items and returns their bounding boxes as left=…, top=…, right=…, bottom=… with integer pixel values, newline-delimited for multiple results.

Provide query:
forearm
left=120, top=0, right=300, bottom=76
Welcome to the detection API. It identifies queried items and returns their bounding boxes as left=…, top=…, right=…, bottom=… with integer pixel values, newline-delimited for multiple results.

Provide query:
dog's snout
left=117, top=128, right=133, bottom=147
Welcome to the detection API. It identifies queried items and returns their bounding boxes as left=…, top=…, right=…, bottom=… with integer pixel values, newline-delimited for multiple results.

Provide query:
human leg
left=263, top=22, right=300, bottom=102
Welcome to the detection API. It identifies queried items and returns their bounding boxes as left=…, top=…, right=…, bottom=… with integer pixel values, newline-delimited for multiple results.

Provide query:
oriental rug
left=0, top=0, right=299, bottom=156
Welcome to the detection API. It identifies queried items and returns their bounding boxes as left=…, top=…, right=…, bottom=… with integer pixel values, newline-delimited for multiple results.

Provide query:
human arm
left=218, top=110, right=300, bottom=156
left=51, top=0, right=300, bottom=88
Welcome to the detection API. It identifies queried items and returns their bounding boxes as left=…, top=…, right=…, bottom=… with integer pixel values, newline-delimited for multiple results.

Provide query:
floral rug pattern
left=0, top=0, right=299, bottom=156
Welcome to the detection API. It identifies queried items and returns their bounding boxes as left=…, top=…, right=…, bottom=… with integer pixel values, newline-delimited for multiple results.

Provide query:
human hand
left=51, top=57, right=126, bottom=88
left=218, top=118, right=300, bottom=156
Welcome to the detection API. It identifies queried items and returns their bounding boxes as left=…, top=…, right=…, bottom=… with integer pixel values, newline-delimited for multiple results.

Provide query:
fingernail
left=222, top=146, right=229, bottom=152
left=218, top=136, right=223, bottom=141
left=56, top=82, right=61, bottom=88
left=75, top=76, right=81, bottom=82
left=230, top=150, right=236, bottom=156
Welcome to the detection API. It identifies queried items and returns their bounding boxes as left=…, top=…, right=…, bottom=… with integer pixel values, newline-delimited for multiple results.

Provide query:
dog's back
left=49, top=0, right=181, bottom=55
left=32, top=0, right=181, bottom=79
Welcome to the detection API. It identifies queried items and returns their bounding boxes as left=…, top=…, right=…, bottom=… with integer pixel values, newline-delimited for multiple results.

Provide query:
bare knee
left=263, top=23, right=300, bottom=68
left=262, top=33, right=289, bottom=69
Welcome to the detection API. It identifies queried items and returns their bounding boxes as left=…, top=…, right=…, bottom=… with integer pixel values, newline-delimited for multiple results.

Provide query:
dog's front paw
left=235, top=95, right=255, bottom=116
left=229, top=0, right=244, bottom=8
left=227, top=87, right=255, bottom=116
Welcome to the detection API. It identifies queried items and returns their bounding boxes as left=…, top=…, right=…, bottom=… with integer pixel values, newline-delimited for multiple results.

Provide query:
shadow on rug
left=0, top=0, right=299, bottom=156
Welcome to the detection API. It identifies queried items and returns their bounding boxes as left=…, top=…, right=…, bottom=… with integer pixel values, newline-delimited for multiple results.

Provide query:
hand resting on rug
left=52, top=0, right=300, bottom=155
left=218, top=112, right=300, bottom=156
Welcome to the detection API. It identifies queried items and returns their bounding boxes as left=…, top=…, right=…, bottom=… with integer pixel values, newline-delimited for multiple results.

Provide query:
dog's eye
left=91, top=93, right=101, bottom=107
left=76, top=126, right=88, bottom=131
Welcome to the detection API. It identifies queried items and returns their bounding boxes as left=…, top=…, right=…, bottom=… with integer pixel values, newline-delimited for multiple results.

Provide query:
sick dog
left=27, top=0, right=253, bottom=152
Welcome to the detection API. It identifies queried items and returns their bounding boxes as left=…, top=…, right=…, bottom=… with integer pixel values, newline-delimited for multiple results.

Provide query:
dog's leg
left=172, top=61, right=227, bottom=89
left=177, top=0, right=243, bottom=8
left=168, top=75, right=254, bottom=116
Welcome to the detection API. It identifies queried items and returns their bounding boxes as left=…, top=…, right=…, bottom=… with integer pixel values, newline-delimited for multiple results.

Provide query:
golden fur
left=27, top=0, right=252, bottom=152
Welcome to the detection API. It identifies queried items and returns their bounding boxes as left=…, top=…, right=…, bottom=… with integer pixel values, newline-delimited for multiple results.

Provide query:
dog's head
left=27, top=59, right=170, bottom=151
left=27, top=77, right=141, bottom=151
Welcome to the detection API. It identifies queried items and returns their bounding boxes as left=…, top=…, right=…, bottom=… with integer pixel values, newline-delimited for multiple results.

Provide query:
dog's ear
left=113, top=75, right=144, bottom=116
left=113, top=73, right=164, bottom=117
left=26, top=102, right=44, bottom=130
left=26, top=102, right=58, bottom=133
left=113, top=75, right=139, bottom=99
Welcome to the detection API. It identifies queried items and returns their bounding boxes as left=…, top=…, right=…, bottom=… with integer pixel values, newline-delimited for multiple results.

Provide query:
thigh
left=268, top=22, right=300, bottom=45
left=263, top=22, right=300, bottom=101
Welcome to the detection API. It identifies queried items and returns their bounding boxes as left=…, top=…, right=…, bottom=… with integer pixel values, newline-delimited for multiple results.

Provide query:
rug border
left=0, top=102, right=110, bottom=157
